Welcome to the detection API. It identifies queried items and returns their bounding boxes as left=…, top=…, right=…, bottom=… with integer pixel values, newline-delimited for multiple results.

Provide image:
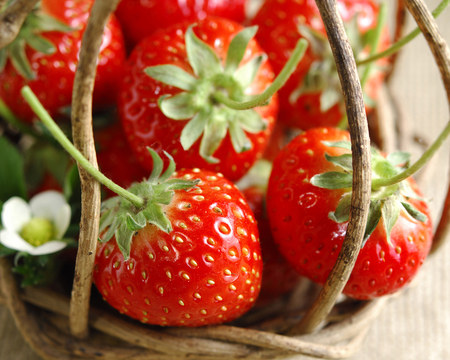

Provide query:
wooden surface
left=1, top=1, right=449, bottom=359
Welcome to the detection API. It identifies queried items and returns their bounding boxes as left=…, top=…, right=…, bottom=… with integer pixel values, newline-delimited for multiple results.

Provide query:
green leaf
left=165, top=178, right=200, bottom=191
left=233, top=54, right=265, bottom=88
left=237, top=109, right=265, bottom=133
left=320, top=86, right=341, bottom=112
left=329, top=193, right=352, bottom=223
left=311, top=171, right=353, bottom=189
left=363, top=200, right=382, bottom=245
left=147, top=148, right=164, bottom=182
left=322, top=140, right=352, bottom=150
left=142, top=203, right=172, bottom=233
left=381, top=198, right=400, bottom=244
left=0, top=137, right=27, bottom=202
left=325, top=153, right=353, bottom=172
left=373, top=158, right=398, bottom=178
left=9, top=40, right=35, bottom=79
left=401, top=202, right=428, bottom=222
left=27, top=35, right=56, bottom=55
left=126, top=212, right=147, bottom=231
left=159, top=151, right=176, bottom=182
left=185, top=25, right=222, bottom=77
left=115, top=219, right=135, bottom=261
left=199, top=114, right=228, bottom=163
left=387, top=151, right=411, bottom=167
left=180, top=110, right=209, bottom=150
left=229, top=121, right=251, bottom=153
left=159, top=92, right=197, bottom=120
left=225, top=26, right=258, bottom=73
left=144, top=65, right=197, bottom=91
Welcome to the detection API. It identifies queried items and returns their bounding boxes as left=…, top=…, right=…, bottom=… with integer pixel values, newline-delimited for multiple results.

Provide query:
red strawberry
left=241, top=184, right=301, bottom=306
left=118, top=17, right=278, bottom=181
left=267, top=127, right=433, bottom=300
left=0, top=0, right=126, bottom=123
left=115, top=0, right=247, bottom=49
left=93, top=151, right=262, bottom=326
left=95, top=119, right=148, bottom=197
left=251, top=0, right=389, bottom=130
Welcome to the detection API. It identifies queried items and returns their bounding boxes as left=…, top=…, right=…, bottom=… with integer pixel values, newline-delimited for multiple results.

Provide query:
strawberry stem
left=372, top=120, right=450, bottom=189
left=0, top=96, right=42, bottom=138
left=213, top=38, right=308, bottom=110
left=20, top=85, right=145, bottom=209
left=360, top=2, right=387, bottom=88
left=357, top=0, right=449, bottom=66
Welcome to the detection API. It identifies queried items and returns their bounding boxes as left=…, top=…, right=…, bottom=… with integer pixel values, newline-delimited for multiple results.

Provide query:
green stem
left=0, top=97, right=42, bottom=138
left=357, top=0, right=449, bottom=66
left=20, top=86, right=145, bottom=208
left=213, top=38, right=308, bottom=110
left=372, top=120, right=450, bottom=189
left=360, top=2, right=387, bottom=88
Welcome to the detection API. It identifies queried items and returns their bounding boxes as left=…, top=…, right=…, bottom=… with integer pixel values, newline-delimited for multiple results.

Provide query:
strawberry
left=115, top=0, right=247, bottom=49
left=0, top=0, right=126, bottom=123
left=267, top=127, right=433, bottom=300
left=251, top=0, right=389, bottom=130
left=95, top=119, right=148, bottom=197
left=118, top=16, right=278, bottom=181
left=241, top=184, right=301, bottom=306
left=93, top=151, right=262, bottom=326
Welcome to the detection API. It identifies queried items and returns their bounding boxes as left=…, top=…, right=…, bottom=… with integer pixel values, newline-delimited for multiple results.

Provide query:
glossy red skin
left=115, top=0, right=247, bottom=49
left=118, top=17, right=278, bottom=181
left=242, top=186, right=300, bottom=306
left=251, top=0, right=387, bottom=130
left=93, top=169, right=263, bottom=326
left=267, top=127, right=433, bottom=300
left=0, top=0, right=126, bottom=123
left=95, top=120, right=148, bottom=197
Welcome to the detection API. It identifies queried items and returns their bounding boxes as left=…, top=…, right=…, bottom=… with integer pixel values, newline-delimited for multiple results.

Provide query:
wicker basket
left=0, top=0, right=449, bottom=359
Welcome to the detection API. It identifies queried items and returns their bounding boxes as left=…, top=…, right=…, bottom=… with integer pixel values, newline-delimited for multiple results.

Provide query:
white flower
left=0, top=191, right=71, bottom=256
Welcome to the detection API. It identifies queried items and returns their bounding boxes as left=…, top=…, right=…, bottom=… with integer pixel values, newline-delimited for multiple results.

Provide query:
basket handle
left=68, top=0, right=122, bottom=339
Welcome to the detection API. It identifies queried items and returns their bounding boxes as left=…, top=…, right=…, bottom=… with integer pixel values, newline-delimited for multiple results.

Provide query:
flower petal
left=0, top=229, right=35, bottom=253
left=28, top=240, right=68, bottom=256
left=1, top=197, right=31, bottom=232
left=30, top=191, right=71, bottom=237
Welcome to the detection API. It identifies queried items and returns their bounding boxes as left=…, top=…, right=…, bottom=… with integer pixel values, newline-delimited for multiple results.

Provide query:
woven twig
left=69, top=0, right=121, bottom=339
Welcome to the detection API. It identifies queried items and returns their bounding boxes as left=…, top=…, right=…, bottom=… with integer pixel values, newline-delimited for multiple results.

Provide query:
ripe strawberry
left=93, top=151, right=262, bottom=326
left=95, top=119, right=148, bottom=197
left=0, top=0, right=126, bottom=123
left=115, top=0, right=247, bottom=49
left=118, top=17, right=278, bottom=181
left=267, top=127, right=433, bottom=300
left=241, top=183, right=301, bottom=306
left=251, top=0, right=389, bottom=130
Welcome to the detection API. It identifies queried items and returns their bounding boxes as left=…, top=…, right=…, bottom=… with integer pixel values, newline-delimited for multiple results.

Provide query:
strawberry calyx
left=0, top=3, right=73, bottom=79
left=311, top=141, right=427, bottom=246
left=98, top=149, right=199, bottom=260
left=144, top=25, right=269, bottom=163
left=290, top=12, right=386, bottom=114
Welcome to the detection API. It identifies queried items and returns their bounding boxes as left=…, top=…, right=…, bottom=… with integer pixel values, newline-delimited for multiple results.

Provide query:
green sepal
left=401, top=202, right=428, bottom=222
left=199, top=113, right=228, bottom=163
left=310, top=171, right=353, bottom=189
left=229, top=120, right=252, bottom=153
left=233, top=54, right=266, bottom=88
left=381, top=197, right=400, bottom=245
left=2, top=7, right=74, bottom=80
left=144, top=65, right=197, bottom=91
left=186, top=25, right=222, bottom=77
left=180, top=110, right=209, bottom=150
left=225, top=26, right=258, bottom=73
left=322, top=140, right=352, bottom=150
left=98, top=150, right=199, bottom=260
left=325, top=153, right=353, bottom=172
left=159, top=93, right=197, bottom=120
left=329, top=193, right=352, bottom=223
left=362, top=200, right=382, bottom=245
left=387, top=151, right=411, bottom=167
left=238, top=109, right=266, bottom=133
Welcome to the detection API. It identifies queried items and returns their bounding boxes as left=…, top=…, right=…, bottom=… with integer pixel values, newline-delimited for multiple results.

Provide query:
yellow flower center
left=20, top=217, right=55, bottom=247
